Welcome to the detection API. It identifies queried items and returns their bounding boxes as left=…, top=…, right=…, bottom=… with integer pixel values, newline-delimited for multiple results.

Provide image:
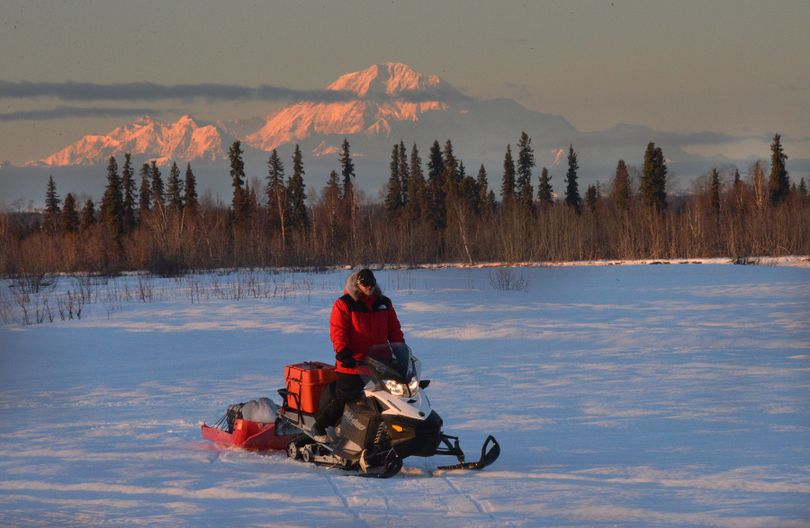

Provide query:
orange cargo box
left=285, top=361, right=336, bottom=414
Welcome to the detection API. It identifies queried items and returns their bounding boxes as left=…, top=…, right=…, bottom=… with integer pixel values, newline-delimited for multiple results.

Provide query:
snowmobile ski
left=436, top=434, right=500, bottom=471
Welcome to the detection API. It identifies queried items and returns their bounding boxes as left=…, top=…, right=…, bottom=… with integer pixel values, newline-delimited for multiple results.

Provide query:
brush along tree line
left=1, top=133, right=808, bottom=276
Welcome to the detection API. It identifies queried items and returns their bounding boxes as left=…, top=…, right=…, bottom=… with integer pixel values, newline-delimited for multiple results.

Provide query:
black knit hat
left=356, top=268, right=376, bottom=287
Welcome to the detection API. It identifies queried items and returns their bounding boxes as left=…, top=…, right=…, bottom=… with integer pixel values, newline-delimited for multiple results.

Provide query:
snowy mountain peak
left=551, top=148, right=566, bottom=166
left=245, top=63, right=450, bottom=152
left=134, top=115, right=157, bottom=125
left=27, top=115, right=228, bottom=167
left=327, top=62, right=442, bottom=97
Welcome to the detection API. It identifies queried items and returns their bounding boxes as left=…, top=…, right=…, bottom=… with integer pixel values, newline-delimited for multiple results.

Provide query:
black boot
left=310, top=423, right=329, bottom=443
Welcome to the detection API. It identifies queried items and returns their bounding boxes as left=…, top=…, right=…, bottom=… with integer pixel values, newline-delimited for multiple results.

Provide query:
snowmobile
left=276, top=342, right=500, bottom=478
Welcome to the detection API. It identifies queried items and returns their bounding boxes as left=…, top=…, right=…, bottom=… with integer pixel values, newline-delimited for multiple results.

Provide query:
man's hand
left=336, top=348, right=357, bottom=368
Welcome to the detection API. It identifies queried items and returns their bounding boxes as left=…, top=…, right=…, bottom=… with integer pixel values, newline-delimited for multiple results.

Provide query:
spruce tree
left=324, top=169, right=341, bottom=244
left=138, top=162, right=151, bottom=214
left=585, top=184, right=599, bottom=214
left=640, top=142, right=656, bottom=209
left=44, top=176, right=61, bottom=233
left=537, top=167, right=554, bottom=209
left=385, top=143, right=404, bottom=216
left=121, top=153, right=136, bottom=230
left=338, top=138, right=357, bottom=251
left=325, top=170, right=341, bottom=201
left=442, top=139, right=460, bottom=198
left=184, top=163, right=199, bottom=213
left=398, top=141, right=409, bottom=206
left=339, top=138, right=355, bottom=203
left=405, top=143, right=426, bottom=224
left=266, top=149, right=287, bottom=244
left=459, top=171, right=480, bottom=214
left=611, top=159, right=631, bottom=212
left=150, top=161, right=165, bottom=210
left=501, top=144, right=516, bottom=203
left=652, top=146, right=668, bottom=212
left=100, top=156, right=124, bottom=240
left=799, top=177, right=808, bottom=197
left=486, top=190, right=496, bottom=211
left=516, top=131, right=536, bottom=213
left=61, top=193, right=79, bottom=233
left=768, top=133, right=789, bottom=205
left=426, top=140, right=446, bottom=229
left=641, top=143, right=667, bottom=211
left=229, top=141, right=247, bottom=224
left=80, top=198, right=96, bottom=232
left=476, top=164, right=489, bottom=209
left=732, top=168, right=745, bottom=211
left=564, top=144, right=581, bottom=214
left=710, top=168, right=721, bottom=217
left=288, top=144, right=309, bottom=229
left=244, top=181, right=258, bottom=225
left=167, top=161, right=184, bottom=211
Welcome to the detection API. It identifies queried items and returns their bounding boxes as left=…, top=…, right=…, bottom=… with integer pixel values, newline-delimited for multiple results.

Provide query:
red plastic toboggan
left=284, top=361, right=335, bottom=414
left=201, top=418, right=291, bottom=451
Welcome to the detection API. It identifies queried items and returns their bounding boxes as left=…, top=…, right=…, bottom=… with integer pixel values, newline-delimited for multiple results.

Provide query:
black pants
left=314, top=372, right=366, bottom=429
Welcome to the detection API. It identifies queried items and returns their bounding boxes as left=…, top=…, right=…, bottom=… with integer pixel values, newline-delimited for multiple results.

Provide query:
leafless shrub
left=35, top=296, right=53, bottom=323
left=57, top=291, right=82, bottom=320
left=185, top=276, right=203, bottom=304
left=0, top=285, right=12, bottom=324
left=489, top=268, right=529, bottom=292
left=14, top=289, right=30, bottom=325
left=72, top=290, right=84, bottom=319
left=72, top=276, right=98, bottom=304
left=10, top=272, right=54, bottom=295
left=137, top=275, right=154, bottom=302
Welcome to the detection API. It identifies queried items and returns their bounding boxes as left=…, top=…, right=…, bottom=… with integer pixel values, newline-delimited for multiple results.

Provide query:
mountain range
left=3, top=62, right=803, bottom=208
left=25, top=62, right=577, bottom=169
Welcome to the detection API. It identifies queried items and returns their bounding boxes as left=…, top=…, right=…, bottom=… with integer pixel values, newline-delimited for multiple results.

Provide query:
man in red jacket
left=311, top=268, right=404, bottom=441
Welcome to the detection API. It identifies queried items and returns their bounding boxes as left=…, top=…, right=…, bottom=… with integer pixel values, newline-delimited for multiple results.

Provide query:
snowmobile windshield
left=365, top=342, right=414, bottom=382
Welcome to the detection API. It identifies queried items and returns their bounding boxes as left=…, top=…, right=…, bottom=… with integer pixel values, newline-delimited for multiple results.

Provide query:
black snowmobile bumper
left=386, top=410, right=444, bottom=458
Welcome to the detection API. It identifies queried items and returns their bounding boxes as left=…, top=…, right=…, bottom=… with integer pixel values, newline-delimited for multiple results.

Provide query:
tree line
left=1, top=132, right=808, bottom=277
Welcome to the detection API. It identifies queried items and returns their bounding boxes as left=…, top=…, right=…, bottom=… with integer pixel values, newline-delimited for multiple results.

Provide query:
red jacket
left=330, top=287, right=404, bottom=375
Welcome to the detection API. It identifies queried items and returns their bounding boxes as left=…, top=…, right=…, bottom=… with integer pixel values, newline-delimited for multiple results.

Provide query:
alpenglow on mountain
left=27, top=115, right=230, bottom=167
left=24, top=61, right=743, bottom=188
left=245, top=63, right=457, bottom=152
left=26, top=64, right=455, bottom=166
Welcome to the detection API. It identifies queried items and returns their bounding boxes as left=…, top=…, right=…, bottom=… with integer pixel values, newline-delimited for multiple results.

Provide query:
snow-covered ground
left=1, top=263, right=809, bottom=527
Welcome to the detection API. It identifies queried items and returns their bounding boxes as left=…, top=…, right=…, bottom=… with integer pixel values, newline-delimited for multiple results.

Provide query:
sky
left=1, top=0, right=809, bottom=165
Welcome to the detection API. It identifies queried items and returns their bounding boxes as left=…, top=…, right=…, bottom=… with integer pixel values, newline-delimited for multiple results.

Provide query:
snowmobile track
left=324, top=473, right=371, bottom=528
left=441, top=474, right=496, bottom=520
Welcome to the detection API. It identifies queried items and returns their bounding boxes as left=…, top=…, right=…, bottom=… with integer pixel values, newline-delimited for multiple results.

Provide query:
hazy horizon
left=1, top=0, right=809, bottom=166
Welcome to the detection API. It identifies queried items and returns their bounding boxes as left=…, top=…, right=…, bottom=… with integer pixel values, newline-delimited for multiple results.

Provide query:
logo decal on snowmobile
left=343, top=409, right=366, bottom=431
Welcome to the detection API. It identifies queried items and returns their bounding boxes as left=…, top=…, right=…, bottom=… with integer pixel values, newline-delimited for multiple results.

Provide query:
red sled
left=201, top=418, right=292, bottom=451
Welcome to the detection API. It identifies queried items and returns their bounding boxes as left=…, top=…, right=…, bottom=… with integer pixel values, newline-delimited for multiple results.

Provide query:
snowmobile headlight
left=408, top=377, right=419, bottom=393
left=383, top=379, right=407, bottom=396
